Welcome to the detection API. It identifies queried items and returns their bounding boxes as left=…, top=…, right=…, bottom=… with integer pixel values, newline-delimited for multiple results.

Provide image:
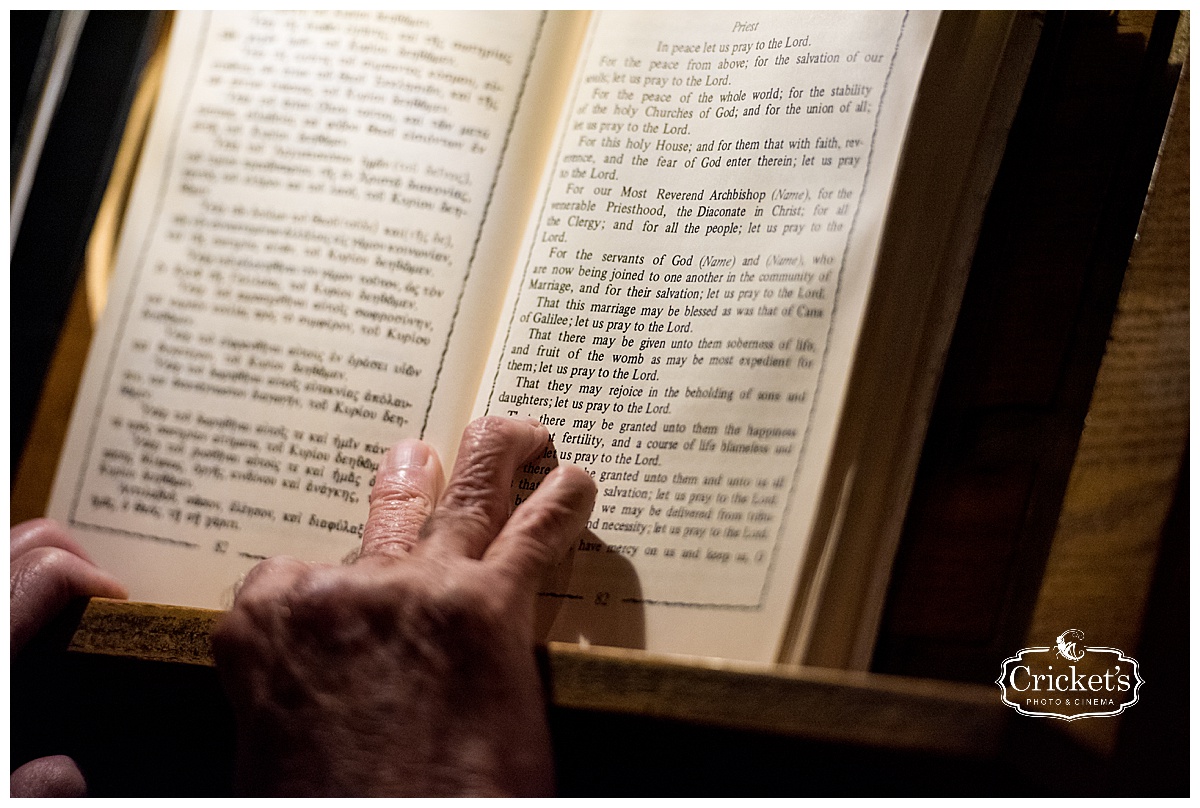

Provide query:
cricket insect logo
left=1055, top=629, right=1086, bottom=662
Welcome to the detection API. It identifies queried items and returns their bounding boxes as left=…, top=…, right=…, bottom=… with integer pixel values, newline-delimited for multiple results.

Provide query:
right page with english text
left=476, top=11, right=939, bottom=662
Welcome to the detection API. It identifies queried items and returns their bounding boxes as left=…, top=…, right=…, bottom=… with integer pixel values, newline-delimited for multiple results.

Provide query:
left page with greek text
left=48, top=11, right=581, bottom=608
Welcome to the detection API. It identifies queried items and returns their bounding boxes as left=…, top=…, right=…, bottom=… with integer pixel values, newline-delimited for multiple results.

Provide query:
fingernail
left=382, top=439, right=430, bottom=475
left=520, top=416, right=545, bottom=429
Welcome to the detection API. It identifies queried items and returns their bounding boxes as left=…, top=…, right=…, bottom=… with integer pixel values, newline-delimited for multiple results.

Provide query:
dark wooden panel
left=874, top=11, right=1183, bottom=683
left=884, top=466, right=1035, bottom=641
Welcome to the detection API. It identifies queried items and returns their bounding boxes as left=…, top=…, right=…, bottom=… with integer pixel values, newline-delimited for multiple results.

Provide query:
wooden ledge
left=68, top=598, right=1008, bottom=758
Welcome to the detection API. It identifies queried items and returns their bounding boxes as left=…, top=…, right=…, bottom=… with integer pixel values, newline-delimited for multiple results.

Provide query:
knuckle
left=237, top=556, right=303, bottom=598
left=291, top=566, right=399, bottom=639
left=290, top=563, right=349, bottom=602
left=455, top=442, right=509, bottom=485
left=529, top=495, right=581, bottom=529
left=423, top=573, right=504, bottom=633
left=362, top=529, right=418, bottom=557
left=456, top=416, right=530, bottom=471
left=505, top=539, right=559, bottom=579
left=369, top=488, right=436, bottom=545
left=221, top=563, right=355, bottom=650
left=438, top=599, right=505, bottom=644
left=463, top=415, right=510, bottom=446
left=429, top=494, right=497, bottom=537
left=230, top=558, right=310, bottom=621
left=372, top=478, right=436, bottom=511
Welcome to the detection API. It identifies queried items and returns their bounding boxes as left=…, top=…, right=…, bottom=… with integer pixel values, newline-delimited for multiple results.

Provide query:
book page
left=477, top=11, right=939, bottom=662
left=48, top=10, right=559, bottom=608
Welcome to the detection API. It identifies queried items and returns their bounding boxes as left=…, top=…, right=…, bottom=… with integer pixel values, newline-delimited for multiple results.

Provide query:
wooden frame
left=68, top=597, right=1007, bottom=758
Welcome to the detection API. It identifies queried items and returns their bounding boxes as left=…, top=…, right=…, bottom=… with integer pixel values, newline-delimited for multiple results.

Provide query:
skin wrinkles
left=10, top=416, right=594, bottom=797
left=212, top=416, right=596, bottom=796
left=427, top=417, right=550, bottom=557
left=365, top=439, right=443, bottom=556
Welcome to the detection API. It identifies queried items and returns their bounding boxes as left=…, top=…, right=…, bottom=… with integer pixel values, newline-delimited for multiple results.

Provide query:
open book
left=48, top=11, right=1032, bottom=665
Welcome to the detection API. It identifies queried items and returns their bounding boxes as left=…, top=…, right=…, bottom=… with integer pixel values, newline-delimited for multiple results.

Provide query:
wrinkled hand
left=10, top=519, right=128, bottom=797
left=212, top=417, right=596, bottom=796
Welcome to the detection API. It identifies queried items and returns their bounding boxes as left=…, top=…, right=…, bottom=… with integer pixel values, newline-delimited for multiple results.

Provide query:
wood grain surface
left=67, top=597, right=1008, bottom=758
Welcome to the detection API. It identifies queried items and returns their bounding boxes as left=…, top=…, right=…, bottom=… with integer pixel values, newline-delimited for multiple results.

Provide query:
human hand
left=10, top=518, right=128, bottom=797
left=11, top=518, right=129, bottom=654
left=212, top=416, right=596, bottom=796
